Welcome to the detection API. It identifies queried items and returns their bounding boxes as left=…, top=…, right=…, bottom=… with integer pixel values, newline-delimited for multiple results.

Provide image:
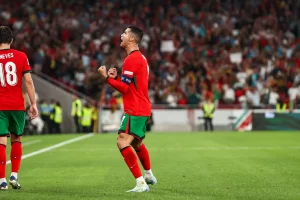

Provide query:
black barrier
left=252, top=113, right=300, bottom=130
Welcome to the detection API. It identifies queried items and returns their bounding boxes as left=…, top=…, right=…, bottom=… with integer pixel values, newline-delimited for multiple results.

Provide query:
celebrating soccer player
left=98, top=26, right=157, bottom=192
left=0, top=26, right=38, bottom=190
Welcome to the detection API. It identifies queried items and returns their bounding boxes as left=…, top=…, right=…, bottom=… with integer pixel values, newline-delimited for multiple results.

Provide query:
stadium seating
left=1, top=0, right=300, bottom=108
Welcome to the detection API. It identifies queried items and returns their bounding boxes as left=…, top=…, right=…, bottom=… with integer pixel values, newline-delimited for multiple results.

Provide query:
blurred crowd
left=23, top=91, right=63, bottom=135
left=1, top=0, right=300, bottom=109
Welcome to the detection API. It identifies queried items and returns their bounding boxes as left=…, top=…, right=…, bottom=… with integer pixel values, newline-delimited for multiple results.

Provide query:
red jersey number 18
left=0, top=61, right=18, bottom=87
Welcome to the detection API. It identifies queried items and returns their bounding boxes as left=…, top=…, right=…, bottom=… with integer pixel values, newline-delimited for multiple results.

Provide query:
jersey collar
left=129, top=50, right=139, bottom=55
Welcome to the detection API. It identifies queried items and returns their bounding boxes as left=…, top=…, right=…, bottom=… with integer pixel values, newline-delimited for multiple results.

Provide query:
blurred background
left=1, top=0, right=300, bottom=134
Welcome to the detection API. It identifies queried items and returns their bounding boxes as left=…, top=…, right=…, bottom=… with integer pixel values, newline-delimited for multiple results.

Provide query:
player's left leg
left=132, top=140, right=157, bottom=185
left=118, top=114, right=149, bottom=192
left=117, top=133, right=149, bottom=192
left=0, top=111, right=10, bottom=190
left=0, top=136, right=8, bottom=190
left=9, top=134, right=22, bottom=189
left=130, top=115, right=157, bottom=185
left=8, top=111, right=26, bottom=189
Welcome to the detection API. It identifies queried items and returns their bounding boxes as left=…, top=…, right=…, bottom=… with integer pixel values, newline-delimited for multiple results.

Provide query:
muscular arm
left=107, top=77, right=129, bottom=94
left=106, top=55, right=136, bottom=94
left=23, top=73, right=37, bottom=105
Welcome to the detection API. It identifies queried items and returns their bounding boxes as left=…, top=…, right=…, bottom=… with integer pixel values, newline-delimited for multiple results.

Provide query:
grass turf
left=2, top=131, right=300, bottom=200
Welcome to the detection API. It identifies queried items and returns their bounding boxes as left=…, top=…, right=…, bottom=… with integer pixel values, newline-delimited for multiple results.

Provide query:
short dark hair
left=0, top=26, right=13, bottom=44
left=127, top=25, right=143, bottom=43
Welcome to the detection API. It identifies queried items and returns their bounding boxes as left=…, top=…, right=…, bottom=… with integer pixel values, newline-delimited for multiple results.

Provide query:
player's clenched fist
left=98, top=66, right=107, bottom=79
left=108, top=67, right=117, bottom=79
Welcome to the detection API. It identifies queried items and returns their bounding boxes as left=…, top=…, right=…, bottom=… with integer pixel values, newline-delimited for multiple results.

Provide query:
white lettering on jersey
left=0, top=61, right=18, bottom=87
left=0, top=53, right=14, bottom=59
left=124, top=70, right=133, bottom=75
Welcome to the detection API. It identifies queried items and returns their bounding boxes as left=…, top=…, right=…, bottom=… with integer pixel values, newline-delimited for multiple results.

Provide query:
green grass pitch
left=2, top=131, right=300, bottom=200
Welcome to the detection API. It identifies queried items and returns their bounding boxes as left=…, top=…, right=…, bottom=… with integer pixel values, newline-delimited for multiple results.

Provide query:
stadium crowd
left=1, top=0, right=300, bottom=109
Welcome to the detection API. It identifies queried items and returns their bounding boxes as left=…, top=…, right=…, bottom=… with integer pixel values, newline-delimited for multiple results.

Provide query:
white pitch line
left=22, top=139, right=41, bottom=147
left=6, top=133, right=94, bottom=164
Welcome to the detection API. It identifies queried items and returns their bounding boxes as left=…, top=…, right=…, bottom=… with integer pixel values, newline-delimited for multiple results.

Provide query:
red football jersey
left=107, top=50, right=151, bottom=116
left=0, top=49, right=31, bottom=110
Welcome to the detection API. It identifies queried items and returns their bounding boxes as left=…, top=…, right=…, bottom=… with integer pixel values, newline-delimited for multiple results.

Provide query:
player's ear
left=129, top=33, right=136, bottom=42
left=129, top=35, right=134, bottom=42
left=10, top=39, right=13, bottom=45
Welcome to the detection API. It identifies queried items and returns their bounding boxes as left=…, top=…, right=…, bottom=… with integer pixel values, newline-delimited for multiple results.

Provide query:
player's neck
left=125, top=44, right=139, bottom=55
left=0, top=44, right=10, bottom=50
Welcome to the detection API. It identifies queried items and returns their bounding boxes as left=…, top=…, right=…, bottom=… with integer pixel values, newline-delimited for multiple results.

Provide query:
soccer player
left=98, top=25, right=157, bottom=192
left=0, top=26, right=38, bottom=190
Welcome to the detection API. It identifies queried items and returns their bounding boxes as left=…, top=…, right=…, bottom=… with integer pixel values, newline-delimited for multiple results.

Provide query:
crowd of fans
left=1, top=0, right=300, bottom=109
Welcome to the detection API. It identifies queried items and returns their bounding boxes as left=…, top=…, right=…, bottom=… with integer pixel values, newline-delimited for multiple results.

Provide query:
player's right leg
left=0, top=111, right=9, bottom=190
left=8, top=111, right=26, bottom=189
left=0, top=137, right=8, bottom=190
left=9, top=134, right=22, bottom=189
left=130, top=116, right=157, bottom=185
left=117, top=114, right=149, bottom=192
left=132, top=140, right=157, bottom=185
left=117, top=133, right=149, bottom=192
